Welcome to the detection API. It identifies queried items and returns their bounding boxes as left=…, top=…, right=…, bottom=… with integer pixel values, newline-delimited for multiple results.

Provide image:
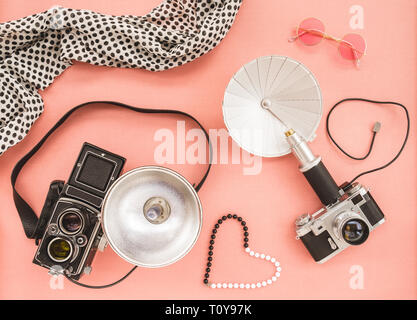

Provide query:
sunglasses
left=289, top=17, right=366, bottom=68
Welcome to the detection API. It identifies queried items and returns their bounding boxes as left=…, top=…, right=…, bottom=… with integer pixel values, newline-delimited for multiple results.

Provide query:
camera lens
left=47, top=238, right=73, bottom=262
left=342, top=219, right=369, bottom=245
left=59, top=210, right=83, bottom=235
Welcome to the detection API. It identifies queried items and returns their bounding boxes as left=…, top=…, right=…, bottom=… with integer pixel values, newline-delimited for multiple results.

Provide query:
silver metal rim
left=334, top=211, right=369, bottom=244
left=101, top=166, right=203, bottom=268
left=58, top=209, right=84, bottom=235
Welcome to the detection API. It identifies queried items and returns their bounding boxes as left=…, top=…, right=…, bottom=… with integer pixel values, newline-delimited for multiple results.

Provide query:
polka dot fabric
left=0, top=0, right=243, bottom=155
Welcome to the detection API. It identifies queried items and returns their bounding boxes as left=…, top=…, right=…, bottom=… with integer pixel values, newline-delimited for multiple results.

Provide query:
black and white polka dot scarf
left=0, top=0, right=242, bottom=155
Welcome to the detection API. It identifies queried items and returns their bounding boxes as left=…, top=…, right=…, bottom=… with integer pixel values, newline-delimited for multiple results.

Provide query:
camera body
left=33, top=143, right=125, bottom=279
left=285, top=129, right=385, bottom=263
left=295, top=182, right=385, bottom=263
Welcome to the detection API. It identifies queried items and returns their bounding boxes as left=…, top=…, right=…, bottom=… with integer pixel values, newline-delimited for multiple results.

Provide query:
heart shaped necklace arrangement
left=203, top=214, right=282, bottom=289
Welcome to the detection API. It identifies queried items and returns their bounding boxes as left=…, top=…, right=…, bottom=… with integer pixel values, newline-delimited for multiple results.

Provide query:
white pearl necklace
left=208, top=247, right=281, bottom=289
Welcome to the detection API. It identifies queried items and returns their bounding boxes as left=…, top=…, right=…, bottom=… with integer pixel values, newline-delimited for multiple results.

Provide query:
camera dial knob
left=47, top=224, right=59, bottom=235
left=295, top=214, right=311, bottom=226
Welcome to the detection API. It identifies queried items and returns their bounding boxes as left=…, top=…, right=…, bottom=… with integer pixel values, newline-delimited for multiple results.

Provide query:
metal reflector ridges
left=222, top=55, right=322, bottom=157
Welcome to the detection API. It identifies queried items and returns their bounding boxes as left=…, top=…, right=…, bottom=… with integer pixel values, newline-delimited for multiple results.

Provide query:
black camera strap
left=11, top=101, right=213, bottom=240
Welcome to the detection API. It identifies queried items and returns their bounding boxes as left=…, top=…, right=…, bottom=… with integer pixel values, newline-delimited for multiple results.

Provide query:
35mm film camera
left=33, top=143, right=125, bottom=279
left=285, top=129, right=385, bottom=263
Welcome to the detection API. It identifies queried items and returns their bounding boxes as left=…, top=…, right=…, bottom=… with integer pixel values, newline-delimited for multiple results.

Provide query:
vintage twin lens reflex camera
left=33, top=142, right=125, bottom=279
left=285, top=129, right=385, bottom=263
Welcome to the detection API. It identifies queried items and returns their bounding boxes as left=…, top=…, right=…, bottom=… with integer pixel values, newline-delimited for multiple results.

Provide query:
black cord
left=12, top=100, right=212, bottom=289
left=12, top=100, right=212, bottom=239
left=326, top=98, right=410, bottom=188
left=64, top=266, right=138, bottom=289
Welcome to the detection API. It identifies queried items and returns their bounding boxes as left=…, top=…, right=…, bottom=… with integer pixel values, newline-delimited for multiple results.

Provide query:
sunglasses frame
left=289, top=18, right=367, bottom=68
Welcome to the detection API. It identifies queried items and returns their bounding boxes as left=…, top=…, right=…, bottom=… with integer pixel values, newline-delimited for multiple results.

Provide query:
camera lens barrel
left=341, top=219, right=369, bottom=245
left=59, top=209, right=83, bottom=235
left=333, top=210, right=370, bottom=246
left=47, top=237, right=73, bottom=262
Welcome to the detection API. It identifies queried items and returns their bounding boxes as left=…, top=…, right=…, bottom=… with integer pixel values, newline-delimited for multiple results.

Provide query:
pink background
left=0, top=0, right=416, bottom=299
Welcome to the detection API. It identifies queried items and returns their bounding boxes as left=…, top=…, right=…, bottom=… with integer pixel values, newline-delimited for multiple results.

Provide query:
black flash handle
left=302, top=161, right=340, bottom=206
left=285, top=129, right=340, bottom=206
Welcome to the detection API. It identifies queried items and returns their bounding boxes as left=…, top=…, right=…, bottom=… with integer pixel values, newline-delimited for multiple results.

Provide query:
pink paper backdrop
left=0, top=0, right=416, bottom=299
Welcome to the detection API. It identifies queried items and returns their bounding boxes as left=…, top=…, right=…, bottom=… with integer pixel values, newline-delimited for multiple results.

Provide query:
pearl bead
left=222, top=283, right=227, bottom=288
left=217, top=283, right=222, bottom=288
left=251, top=284, right=256, bottom=289
left=277, top=267, right=282, bottom=272
left=240, top=283, right=244, bottom=289
left=260, top=254, right=265, bottom=259
left=262, top=281, right=267, bottom=287
left=267, top=279, right=272, bottom=285
left=266, top=255, right=271, bottom=261
left=211, top=284, right=216, bottom=288
left=245, top=284, right=250, bottom=289
left=271, top=257, right=276, bottom=263
left=275, top=272, right=280, bottom=277
left=234, top=283, right=239, bottom=289
left=255, top=253, right=259, bottom=258
left=256, top=282, right=261, bottom=288
left=245, top=247, right=251, bottom=253
left=272, top=276, right=277, bottom=282
left=249, top=251, right=255, bottom=256
left=275, top=262, right=280, bottom=267
left=228, top=283, right=233, bottom=288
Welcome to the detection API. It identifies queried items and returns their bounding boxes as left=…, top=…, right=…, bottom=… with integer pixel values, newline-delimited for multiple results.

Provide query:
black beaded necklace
left=203, top=214, right=282, bottom=289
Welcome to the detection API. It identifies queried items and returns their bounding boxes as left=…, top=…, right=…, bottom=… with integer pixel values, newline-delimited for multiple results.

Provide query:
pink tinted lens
left=297, top=18, right=325, bottom=46
left=339, top=33, right=366, bottom=60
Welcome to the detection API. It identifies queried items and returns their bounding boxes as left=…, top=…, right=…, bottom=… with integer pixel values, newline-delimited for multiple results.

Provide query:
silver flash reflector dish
left=222, top=55, right=322, bottom=157
left=101, top=166, right=202, bottom=268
